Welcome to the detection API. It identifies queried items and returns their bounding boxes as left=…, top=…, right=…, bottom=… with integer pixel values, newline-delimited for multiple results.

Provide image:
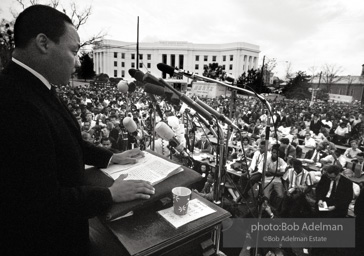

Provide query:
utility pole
left=136, top=16, right=139, bottom=70
left=260, top=55, right=265, bottom=94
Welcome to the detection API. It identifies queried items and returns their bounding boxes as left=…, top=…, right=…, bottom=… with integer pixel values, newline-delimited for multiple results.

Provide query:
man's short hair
left=280, top=138, right=289, bottom=145
left=326, top=165, right=342, bottom=175
left=14, top=5, right=73, bottom=48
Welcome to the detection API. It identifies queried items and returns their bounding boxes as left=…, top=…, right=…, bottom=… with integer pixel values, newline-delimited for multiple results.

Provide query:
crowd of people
left=4, top=4, right=364, bottom=255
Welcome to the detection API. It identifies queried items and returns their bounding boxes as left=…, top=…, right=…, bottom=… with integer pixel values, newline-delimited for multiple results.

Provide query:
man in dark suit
left=278, top=137, right=296, bottom=162
left=195, top=134, right=212, bottom=153
left=316, top=165, right=353, bottom=218
left=0, top=5, right=154, bottom=256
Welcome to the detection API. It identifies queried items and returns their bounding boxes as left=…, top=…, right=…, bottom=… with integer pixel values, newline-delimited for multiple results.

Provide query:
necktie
left=331, top=181, right=337, bottom=199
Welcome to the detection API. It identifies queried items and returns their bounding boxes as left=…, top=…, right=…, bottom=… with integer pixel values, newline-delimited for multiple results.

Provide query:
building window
left=204, top=55, right=208, bottom=61
left=122, top=70, right=125, bottom=77
left=170, top=54, right=175, bottom=67
left=114, top=52, right=118, bottom=58
left=114, top=61, right=117, bottom=67
left=147, top=54, right=151, bottom=60
left=222, top=65, right=225, bottom=70
left=121, top=53, right=125, bottom=59
left=162, top=54, right=167, bottom=64
left=229, top=64, right=233, bottom=70
left=131, top=62, right=135, bottom=68
left=195, top=64, right=199, bottom=70
left=179, top=54, right=184, bottom=69
left=139, top=54, right=143, bottom=60
left=114, top=70, right=117, bottom=77
left=212, top=56, right=216, bottom=62
left=131, top=54, right=135, bottom=60
left=121, top=62, right=125, bottom=67
left=230, top=55, right=233, bottom=61
left=223, top=55, right=226, bottom=61
left=147, top=63, right=151, bottom=68
left=244, top=55, right=247, bottom=61
left=195, top=55, right=199, bottom=61
left=139, top=63, right=143, bottom=68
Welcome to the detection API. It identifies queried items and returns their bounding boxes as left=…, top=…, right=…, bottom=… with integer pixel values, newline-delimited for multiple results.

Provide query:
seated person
left=320, top=149, right=345, bottom=169
left=278, top=137, right=296, bottom=162
left=304, top=131, right=316, bottom=149
left=263, top=145, right=287, bottom=218
left=194, top=134, right=212, bottom=153
left=239, top=141, right=268, bottom=201
left=241, top=136, right=255, bottom=158
left=344, top=139, right=362, bottom=160
left=312, top=130, right=327, bottom=144
left=195, top=172, right=214, bottom=201
left=316, top=165, right=353, bottom=218
left=333, top=121, right=349, bottom=145
left=280, top=159, right=314, bottom=217
left=300, top=143, right=327, bottom=164
left=100, top=137, right=120, bottom=153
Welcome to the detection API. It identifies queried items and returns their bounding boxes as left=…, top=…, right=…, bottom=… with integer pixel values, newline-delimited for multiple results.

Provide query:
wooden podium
left=86, top=151, right=231, bottom=256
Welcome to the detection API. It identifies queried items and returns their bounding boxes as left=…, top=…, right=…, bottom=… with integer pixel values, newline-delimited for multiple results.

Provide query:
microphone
left=117, top=80, right=129, bottom=93
left=142, top=73, right=213, bottom=123
left=223, top=73, right=236, bottom=83
left=194, top=96, right=239, bottom=130
left=157, top=63, right=193, bottom=78
left=155, top=122, right=188, bottom=157
left=157, top=63, right=272, bottom=113
left=117, top=80, right=136, bottom=93
left=122, top=117, right=143, bottom=139
left=128, top=68, right=137, bottom=78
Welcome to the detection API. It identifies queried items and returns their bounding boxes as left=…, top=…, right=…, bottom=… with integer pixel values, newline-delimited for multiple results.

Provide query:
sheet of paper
left=158, top=199, right=216, bottom=228
left=319, top=201, right=329, bottom=211
left=101, top=152, right=182, bottom=184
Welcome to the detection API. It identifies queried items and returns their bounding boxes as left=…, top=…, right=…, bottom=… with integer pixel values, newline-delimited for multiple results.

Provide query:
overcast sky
left=1, top=0, right=363, bottom=78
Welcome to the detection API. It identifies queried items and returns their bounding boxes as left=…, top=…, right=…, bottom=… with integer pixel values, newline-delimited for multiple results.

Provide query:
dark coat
left=0, top=62, right=114, bottom=255
left=316, top=174, right=353, bottom=217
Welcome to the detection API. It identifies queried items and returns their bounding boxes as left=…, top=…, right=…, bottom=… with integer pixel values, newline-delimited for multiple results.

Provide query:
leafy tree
left=77, top=52, right=95, bottom=80
left=202, top=63, right=225, bottom=80
left=236, top=68, right=271, bottom=94
left=282, top=71, right=311, bottom=100
left=0, top=20, right=14, bottom=70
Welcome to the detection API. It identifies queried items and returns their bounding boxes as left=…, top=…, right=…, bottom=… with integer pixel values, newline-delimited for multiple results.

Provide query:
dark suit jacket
left=0, top=62, right=114, bottom=255
left=304, top=149, right=328, bottom=162
left=316, top=174, right=353, bottom=217
left=278, top=144, right=296, bottom=161
left=195, top=139, right=212, bottom=153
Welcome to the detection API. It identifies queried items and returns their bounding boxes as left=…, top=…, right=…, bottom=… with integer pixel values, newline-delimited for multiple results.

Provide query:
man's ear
left=34, top=33, right=49, bottom=54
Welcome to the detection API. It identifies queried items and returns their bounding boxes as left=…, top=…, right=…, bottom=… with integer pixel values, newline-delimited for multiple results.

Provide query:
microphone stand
left=211, top=119, right=225, bottom=254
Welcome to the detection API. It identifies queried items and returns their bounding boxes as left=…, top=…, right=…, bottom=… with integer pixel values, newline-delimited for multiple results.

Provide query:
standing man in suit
left=0, top=5, right=155, bottom=256
left=195, top=134, right=212, bottom=153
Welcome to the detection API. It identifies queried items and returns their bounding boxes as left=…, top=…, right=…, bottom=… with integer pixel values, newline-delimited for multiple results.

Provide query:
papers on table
left=100, top=152, right=183, bottom=185
left=158, top=199, right=216, bottom=228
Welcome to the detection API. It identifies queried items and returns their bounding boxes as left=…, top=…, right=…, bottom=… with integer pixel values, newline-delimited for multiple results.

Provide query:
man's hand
left=109, top=174, right=155, bottom=202
left=111, top=148, right=145, bottom=165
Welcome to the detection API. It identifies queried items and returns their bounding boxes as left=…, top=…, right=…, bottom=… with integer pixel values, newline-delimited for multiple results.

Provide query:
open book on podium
left=84, top=150, right=202, bottom=221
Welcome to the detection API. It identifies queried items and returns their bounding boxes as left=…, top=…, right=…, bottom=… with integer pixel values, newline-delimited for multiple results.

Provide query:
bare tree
left=308, top=65, right=318, bottom=83
left=285, top=61, right=293, bottom=81
left=320, top=63, right=343, bottom=92
left=13, top=0, right=105, bottom=48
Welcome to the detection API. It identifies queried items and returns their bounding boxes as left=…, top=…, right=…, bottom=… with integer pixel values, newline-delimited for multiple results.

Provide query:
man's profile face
left=47, top=22, right=80, bottom=85
left=201, top=135, right=207, bottom=142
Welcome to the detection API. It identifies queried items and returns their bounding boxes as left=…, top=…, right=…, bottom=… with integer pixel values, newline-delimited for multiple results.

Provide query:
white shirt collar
left=12, top=57, right=52, bottom=90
